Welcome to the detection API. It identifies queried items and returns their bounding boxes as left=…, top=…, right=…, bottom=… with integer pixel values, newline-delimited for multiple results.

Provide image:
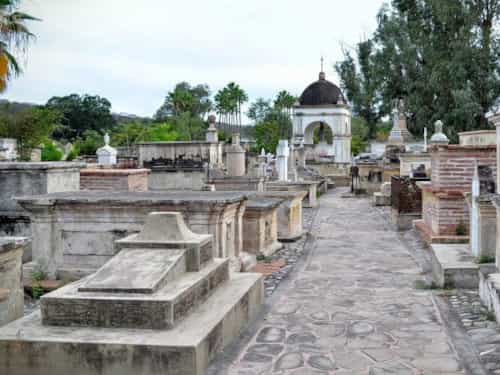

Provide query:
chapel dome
left=299, top=72, right=346, bottom=106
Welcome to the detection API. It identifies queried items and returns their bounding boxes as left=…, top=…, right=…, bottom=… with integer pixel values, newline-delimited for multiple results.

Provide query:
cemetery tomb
left=0, top=237, right=29, bottom=326
left=0, top=212, right=264, bottom=375
left=17, top=190, right=247, bottom=279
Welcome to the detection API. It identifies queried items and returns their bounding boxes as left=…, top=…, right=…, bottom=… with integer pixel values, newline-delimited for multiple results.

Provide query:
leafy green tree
left=46, top=94, right=116, bottom=140
left=350, top=117, right=369, bottom=155
left=0, top=0, right=38, bottom=92
left=336, top=40, right=382, bottom=138
left=254, top=119, right=282, bottom=153
left=155, top=82, right=212, bottom=120
left=247, top=98, right=272, bottom=123
left=336, top=0, right=500, bottom=141
left=73, top=130, right=102, bottom=155
left=0, top=107, right=61, bottom=160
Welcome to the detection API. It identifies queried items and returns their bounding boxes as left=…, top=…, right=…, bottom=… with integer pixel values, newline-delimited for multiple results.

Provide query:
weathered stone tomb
left=415, top=144, right=496, bottom=244
left=18, top=191, right=247, bottom=279
left=0, top=162, right=85, bottom=262
left=0, top=212, right=263, bottom=375
left=0, top=237, right=28, bottom=327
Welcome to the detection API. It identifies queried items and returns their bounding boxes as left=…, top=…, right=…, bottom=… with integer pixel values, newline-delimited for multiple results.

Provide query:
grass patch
left=414, top=280, right=439, bottom=290
left=486, top=311, right=497, bottom=322
left=476, top=255, right=495, bottom=264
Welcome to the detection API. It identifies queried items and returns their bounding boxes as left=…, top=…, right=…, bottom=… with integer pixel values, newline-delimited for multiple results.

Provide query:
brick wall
left=80, top=169, right=150, bottom=192
left=430, top=145, right=497, bottom=191
left=421, top=144, right=497, bottom=236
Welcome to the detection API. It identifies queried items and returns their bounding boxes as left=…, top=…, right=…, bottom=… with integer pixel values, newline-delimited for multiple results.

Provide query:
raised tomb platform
left=248, top=191, right=306, bottom=242
left=18, top=191, right=248, bottom=279
left=414, top=144, right=497, bottom=244
left=139, top=141, right=222, bottom=191
left=80, top=167, right=150, bottom=192
left=0, top=162, right=85, bottom=262
left=0, top=212, right=264, bottom=375
left=243, top=197, right=283, bottom=257
left=0, top=237, right=29, bottom=326
left=266, top=180, right=319, bottom=208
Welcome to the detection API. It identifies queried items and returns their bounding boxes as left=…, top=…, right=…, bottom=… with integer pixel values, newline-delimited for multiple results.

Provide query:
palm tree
left=0, top=0, right=38, bottom=92
left=274, top=90, right=296, bottom=118
left=226, top=82, right=248, bottom=130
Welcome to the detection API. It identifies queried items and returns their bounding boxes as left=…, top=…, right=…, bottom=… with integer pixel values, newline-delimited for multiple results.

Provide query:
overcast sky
left=3, top=0, right=384, bottom=118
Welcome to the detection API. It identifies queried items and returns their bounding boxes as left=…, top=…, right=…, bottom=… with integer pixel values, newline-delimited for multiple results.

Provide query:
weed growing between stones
left=414, top=280, right=439, bottom=290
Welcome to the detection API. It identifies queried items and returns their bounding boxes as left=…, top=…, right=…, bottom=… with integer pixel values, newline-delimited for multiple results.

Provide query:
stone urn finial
left=96, top=133, right=117, bottom=166
left=430, top=120, right=449, bottom=145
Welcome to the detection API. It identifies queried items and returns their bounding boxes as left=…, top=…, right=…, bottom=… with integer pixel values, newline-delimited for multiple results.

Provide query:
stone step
left=0, top=272, right=264, bottom=375
left=40, top=258, right=230, bottom=330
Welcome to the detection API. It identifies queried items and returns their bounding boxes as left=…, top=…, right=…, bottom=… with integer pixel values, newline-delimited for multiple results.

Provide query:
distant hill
left=0, top=99, right=37, bottom=114
left=0, top=99, right=151, bottom=123
left=112, top=112, right=152, bottom=124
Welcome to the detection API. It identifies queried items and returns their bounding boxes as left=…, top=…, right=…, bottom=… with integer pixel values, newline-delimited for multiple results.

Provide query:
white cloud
left=3, top=0, right=383, bottom=117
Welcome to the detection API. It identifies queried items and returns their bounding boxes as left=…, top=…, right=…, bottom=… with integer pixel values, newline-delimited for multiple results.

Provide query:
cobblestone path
left=208, top=189, right=469, bottom=374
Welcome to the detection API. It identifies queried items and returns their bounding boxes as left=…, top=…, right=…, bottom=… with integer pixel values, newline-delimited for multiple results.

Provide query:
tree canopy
left=0, top=107, right=61, bottom=160
left=155, top=82, right=212, bottom=120
left=336, top=0, right=500, bottom=142
left=46, top=94, right=116, bottom=140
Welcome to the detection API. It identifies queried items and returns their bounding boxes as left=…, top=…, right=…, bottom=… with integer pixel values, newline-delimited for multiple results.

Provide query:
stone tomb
left=0, top=237, right=28, bottom=326
left=17, top=191, right=247, bottom=279
left=465, top=165, right=496, bottom=260
left=243, top=197, right=283, bottom=257
left=0, top=162, right=85, bottom=262
left=248, top=191, right=306, bottom=242
left=266, top=180, right=319, bottom=208
left=80, top=167, right=150, bottom=192
left=0, top=212, right=264, bottom=375
left=414, top=144, right=497, bottom=244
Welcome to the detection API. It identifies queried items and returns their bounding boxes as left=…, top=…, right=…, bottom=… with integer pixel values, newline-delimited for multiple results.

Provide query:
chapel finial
left=319, top=57, right=326, bottom=80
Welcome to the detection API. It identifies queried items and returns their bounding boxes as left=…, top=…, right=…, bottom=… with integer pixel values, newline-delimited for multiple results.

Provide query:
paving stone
left=256, top=327, right=286, bottom=343
left=274, top=352, right=304, bottom=371
left=247, top=344, right=283, bottom=356
left=307, top=355, right=336, bottom=371
left=286, top=332, right=317, bottom=345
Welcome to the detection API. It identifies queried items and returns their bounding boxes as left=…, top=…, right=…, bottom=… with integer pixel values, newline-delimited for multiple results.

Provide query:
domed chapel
left=292, top=60, right=352, bottom=165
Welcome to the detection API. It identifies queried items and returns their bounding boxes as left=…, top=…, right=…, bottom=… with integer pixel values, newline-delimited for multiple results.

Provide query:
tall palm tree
left=274, top=90, right=297, bottom=118
left=226, top=82, right=248, bottom=130
left=0, top=0, right=38, bottom=92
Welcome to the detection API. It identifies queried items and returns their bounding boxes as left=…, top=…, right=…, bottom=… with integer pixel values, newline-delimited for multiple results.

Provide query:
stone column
left=298, top=142, right=306, bottom=169
left=276, top=140, right=289, bottom=182
left=470, top=165, right=480, bottom=257
left=205, top=115, right=218, bottom=143
left=226, top=134, right=246, bottom=177
left=257, top=148, right=267, bottom=178
left=489, top=113, right=500, bottom=193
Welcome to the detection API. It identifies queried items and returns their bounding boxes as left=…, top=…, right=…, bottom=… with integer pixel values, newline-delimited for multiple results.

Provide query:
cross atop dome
left=319, top=57, right=326, bottom=80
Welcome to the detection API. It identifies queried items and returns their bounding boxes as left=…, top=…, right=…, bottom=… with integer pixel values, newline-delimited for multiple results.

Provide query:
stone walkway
left=208, top=189, right=469, bottom=374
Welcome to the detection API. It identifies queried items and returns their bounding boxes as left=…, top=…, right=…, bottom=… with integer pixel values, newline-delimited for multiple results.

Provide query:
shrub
left=41, top=141, right=63, bottom=161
